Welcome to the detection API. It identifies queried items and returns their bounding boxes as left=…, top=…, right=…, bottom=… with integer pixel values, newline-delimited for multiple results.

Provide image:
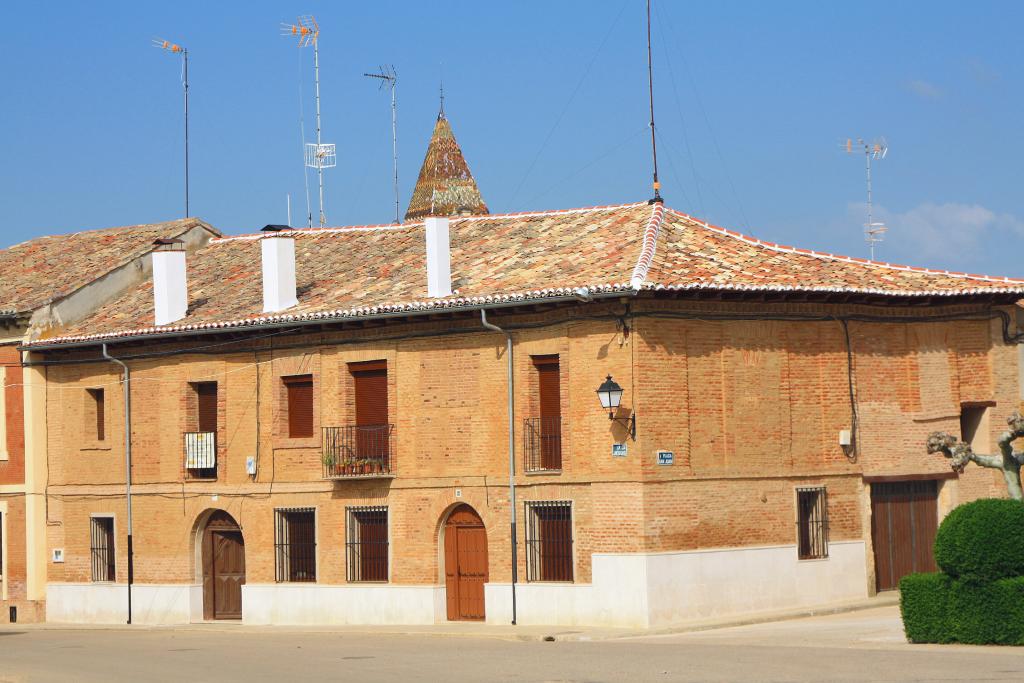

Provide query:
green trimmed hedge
left=901, top=573, right=1024, bottom=644
left=933, top=498, right=1024, bottom=583
left=899, top=573, right=952, bottom=643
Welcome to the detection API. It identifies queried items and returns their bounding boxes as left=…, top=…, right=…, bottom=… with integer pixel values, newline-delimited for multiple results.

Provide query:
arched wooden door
left=444, top=505, right=488, bottom=621
left=202, top=511, right=245, bottom=620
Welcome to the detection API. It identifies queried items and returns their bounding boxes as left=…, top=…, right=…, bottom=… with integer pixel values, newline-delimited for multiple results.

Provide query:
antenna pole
left=313, top=39, right=325, bottom=227
left=287, top=193, right=292, bottom=227
left=865, top=150, right=874, bottom=260
left=844, top=137, right=888, bottom=260
left=646, top=0, right=661, bottom=202
left=391, top=76, right=399, bottom=223
left=183, top=48, right=189, bottom=218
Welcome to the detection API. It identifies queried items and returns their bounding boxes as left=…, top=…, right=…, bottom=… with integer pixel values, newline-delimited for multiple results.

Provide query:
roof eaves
left=22, top=283, right=633, bottom=350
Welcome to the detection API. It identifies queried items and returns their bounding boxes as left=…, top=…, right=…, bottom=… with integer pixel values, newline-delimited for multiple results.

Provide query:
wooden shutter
left=534, top=356, right=560, bottom=419
left=196, top=382, right=218, bottom=433
left=533, top=356, right=561, bottom=469
left=351, top=361, right=388, bottom=426
left=357, top=509, right=389, bottom=582
left=539, top=506, right=573, bottom=582
left=285, top=376, right=314, bottom=438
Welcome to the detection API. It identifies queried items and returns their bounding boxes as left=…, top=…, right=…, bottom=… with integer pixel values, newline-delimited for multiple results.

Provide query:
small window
left=525, top=501, right=573, bottom=582
left=797, top=487, right=829, bottom=560
left=283, top=375, right=314, bottom=438
left=86, top=388, right=105, bottom=441
left=960, top=404, right=989, bottom=453
left=90, top=516, right=115, bottom=581
left=274, top=508, right=316, bottom=582
left=346, top=506, right=389, bottom=582
left=185, top=382, right=218, bottom=479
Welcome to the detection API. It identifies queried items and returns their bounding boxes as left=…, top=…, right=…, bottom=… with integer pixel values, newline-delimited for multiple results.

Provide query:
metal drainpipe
left=480, top=309, right=517, bottom=625
left=102, top=344, right=133, bottom=625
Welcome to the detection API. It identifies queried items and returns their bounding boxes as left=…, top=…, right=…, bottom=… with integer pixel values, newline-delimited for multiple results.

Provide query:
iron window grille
left=346, top=506, right=389, bottom=582
left=525, top=501, right=574, bottom=582
left=274, top=508, right=317, bottom=582
left=90, top=516, right=115, bottom=582
left=797, top=487, right=829, bottom=560
left=524, top=417, right=562, bottom=472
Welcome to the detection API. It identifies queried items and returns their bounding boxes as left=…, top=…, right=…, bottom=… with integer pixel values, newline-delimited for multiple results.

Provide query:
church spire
left=404, top=102, right=488, bottom=222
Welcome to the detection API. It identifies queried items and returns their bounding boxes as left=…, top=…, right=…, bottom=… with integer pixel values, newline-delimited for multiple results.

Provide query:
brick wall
left=40, top=300, right=1018, bottom=591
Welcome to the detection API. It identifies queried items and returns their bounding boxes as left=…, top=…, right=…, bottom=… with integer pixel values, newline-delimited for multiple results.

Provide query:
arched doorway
left=200, top=510, right=245, bottom=620
left=443, top=504, right=488, bottom=621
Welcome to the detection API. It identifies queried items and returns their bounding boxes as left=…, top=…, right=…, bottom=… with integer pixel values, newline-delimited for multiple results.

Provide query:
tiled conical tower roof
left=404, top=108, right=488, bottom=222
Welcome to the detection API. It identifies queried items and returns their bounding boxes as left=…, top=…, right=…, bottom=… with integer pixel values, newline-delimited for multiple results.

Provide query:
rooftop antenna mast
left=646, top=0, right=662, bottom=203
left=365, top=66, right=400, bottom=224
left=153, top=38, right=189, bottom=217
left=282, top=15, right=336, bottom=227
left=844, top=137, right=889, bottom=260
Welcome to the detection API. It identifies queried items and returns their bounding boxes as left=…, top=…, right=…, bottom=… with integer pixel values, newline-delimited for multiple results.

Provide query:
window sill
left=80, top=443, right=112, bottom=452
left=525, top=469, right=562, bottom=476
left=797, top=556, right=830, bottom=562
left=347, top=580, right=390, bottom=584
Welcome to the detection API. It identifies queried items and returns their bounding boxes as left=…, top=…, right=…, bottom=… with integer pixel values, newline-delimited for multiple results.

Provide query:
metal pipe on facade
left=102, top=343, right=133, bottom=624
left=480, top=308, right=517, bottom=625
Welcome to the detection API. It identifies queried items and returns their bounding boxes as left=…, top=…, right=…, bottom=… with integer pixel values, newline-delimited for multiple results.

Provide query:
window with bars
left=86, top=388, right=105, bottom=441
left=90, top=516, right=115, bottom=582
left=346, top=506, right=389, bottom=582
left=284, top=375, right=314, bottom=438
left=274, top=508, right=316, bottom=582
left=797, top=487, right=829, bottom=560
left=525, top=501, right=574, bottom=582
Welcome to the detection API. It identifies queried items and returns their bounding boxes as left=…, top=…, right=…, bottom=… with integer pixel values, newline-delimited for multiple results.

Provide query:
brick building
left=0, top=219, right=217, bottom=623
left=22, top=200, right=1024, bottom=627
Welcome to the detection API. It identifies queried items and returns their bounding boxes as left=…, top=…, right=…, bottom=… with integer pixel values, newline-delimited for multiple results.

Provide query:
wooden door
left=444, top=505, right=488, bottom=621
left=871, top=480, right=939, bottom=591
left=202, top=512, right=245, bottom=620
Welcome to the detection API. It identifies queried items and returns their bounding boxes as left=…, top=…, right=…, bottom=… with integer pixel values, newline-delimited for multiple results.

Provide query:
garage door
left=870, top=480, right=939, bottom=591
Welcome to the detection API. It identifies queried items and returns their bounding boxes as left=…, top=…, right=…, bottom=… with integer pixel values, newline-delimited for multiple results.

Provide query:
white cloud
left=849, top=202, right=1024, bottom=261
left=905, top=79, right=944, bottom=100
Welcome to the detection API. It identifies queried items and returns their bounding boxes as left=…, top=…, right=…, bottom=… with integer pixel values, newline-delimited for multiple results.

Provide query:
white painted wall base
left=46, top=583, right=200, bottom=625
left=45, top=542, right=867, bottom=628
left=242, top=584, right=446, bottom=625
left=486, top=541, right=868, bottom=628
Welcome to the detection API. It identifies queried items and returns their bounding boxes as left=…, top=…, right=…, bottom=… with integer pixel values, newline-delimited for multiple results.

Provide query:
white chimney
left=425, top=216, right=452, bottom=298
left=260, top=226, right=298, bottom=312
left=152, top=238, right=188, bottom=326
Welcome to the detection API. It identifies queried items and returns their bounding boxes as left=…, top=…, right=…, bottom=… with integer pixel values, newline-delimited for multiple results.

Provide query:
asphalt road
left=1, top=607, right=1021, bottom=682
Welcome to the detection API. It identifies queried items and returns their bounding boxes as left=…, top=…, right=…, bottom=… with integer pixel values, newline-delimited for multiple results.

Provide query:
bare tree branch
left=926, top=412, right=1024, bottom=500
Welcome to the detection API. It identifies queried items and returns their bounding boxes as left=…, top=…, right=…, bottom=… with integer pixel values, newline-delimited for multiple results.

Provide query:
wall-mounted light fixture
left=596, top=374, right=636, bottom=440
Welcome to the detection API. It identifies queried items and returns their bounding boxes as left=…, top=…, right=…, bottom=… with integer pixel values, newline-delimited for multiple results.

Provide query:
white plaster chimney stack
left=425, top=216, right=452, bottom=298
left=152, top=238, right=188, bottom=326
left=260, top=225, right=298, bottom=312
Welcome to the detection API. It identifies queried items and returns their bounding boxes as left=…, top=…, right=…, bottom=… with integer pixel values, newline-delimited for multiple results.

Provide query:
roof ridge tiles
left=664, top=207, right=1024, bottom=285
left=212, top=202, right=650, bottom=242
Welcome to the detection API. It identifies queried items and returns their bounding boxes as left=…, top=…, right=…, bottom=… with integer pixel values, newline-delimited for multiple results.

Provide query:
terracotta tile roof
left=404, top=113, right=488, bottom=221
left=0, top=218, right=218, bottom=315
left=27, top=203, right=1024, bottom=346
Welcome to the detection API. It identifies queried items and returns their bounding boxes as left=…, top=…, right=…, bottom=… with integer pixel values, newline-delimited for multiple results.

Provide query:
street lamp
left=596, top=375, right=636, bottom=439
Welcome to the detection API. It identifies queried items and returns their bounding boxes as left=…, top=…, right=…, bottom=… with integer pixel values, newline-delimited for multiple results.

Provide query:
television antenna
left=844, top=137, right=889, bottom=260
left=153, top=38, right=189, bottom=217
left=282, top=15, right=335, bottom=227
left=364, top=66, right=399, bottom=224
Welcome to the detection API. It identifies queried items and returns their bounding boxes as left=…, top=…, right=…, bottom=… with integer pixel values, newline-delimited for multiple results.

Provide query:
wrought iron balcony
left=322, top=424, right=395, bottom=479
left=184, top=431, right=217, bottom=480
left=524, top=416, right=562, bottom=472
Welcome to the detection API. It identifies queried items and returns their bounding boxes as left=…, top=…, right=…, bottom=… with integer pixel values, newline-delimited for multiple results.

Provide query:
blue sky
left=2, top=1, right=1022, bottom=276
